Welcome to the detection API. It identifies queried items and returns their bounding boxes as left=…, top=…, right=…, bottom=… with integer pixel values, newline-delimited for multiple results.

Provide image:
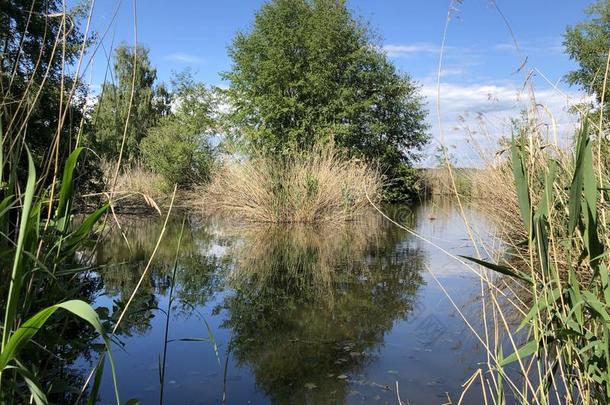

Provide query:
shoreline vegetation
left=198, top=146, right=382, bottom=223
left=2, top=0, right=610, bottom=403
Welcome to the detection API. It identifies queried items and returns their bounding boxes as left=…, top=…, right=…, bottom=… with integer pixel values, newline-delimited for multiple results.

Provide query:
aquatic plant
left=458, top=120, right=610, bottom=403
left=0, top=148, right=120, bottom=404
left=199, top=146, right=382, bottom=223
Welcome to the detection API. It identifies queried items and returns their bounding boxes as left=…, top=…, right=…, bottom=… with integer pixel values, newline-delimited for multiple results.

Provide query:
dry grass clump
left=198, top=148, right=382, bottom=223
left=466, top=119, right=610, bottom=279
left=101, top=160, right=167, bottom=212
left=422, top=167, right=478, bottom=197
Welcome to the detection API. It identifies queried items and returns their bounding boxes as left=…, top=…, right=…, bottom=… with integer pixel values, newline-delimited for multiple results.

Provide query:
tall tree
left=564, top=0, right=610, bottom=110
left=223, top=0, right=428, bottom=200
left=0, top=0, right=87, bottom=175
left=90, top=45, right=165, bottom=161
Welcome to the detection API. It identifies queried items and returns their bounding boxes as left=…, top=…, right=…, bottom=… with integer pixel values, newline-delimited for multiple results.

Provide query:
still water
left=90, top=200, right=493, bottom=404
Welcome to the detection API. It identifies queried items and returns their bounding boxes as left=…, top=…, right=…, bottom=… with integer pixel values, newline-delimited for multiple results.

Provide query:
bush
left=140, top=118, right=214, bottom=188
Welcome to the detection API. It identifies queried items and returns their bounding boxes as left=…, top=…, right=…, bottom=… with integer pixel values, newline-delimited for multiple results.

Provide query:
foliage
left=223, top=0, right=428, bottom=201
left=141, top=71, right=217, bottom=187
left=0, top=148, right=120, bottom=404
left=89, top=45, right=168, bottom=161
left=0, top=0, right=89, bottom=180
left=463, top=122, right=610, bottom=403
left=564, top=0, right=610, bottom=111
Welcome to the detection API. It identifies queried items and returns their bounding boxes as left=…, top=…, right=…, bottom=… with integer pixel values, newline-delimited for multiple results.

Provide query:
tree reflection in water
left=218, top=212, right=425, bottom=404
left=94, top=209, right=426, bottom=404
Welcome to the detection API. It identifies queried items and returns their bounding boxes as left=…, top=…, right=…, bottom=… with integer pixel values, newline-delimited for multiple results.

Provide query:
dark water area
left=86, top=200, right=494, bottom=404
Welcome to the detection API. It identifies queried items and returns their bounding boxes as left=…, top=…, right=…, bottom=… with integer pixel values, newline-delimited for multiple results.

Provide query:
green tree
left=141, top=71, right=217, bottom=187
left=0, top=0, right=87, bottom=179
left=564, top=0, right=610, bottom=109
left=223, top=0, right=428, bottom=200
left=90, top=45, right=165, bottom=161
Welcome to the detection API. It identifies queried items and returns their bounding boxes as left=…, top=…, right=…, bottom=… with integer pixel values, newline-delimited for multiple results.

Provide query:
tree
left=564, top=0, right=610, bottom=110
left=223, top=0, right=428, bottom=200
left=0, top=0, right=88, bottom=178
left=140, top=71, right=217, bottom=187
left=89, top=45, right=166, bottom=161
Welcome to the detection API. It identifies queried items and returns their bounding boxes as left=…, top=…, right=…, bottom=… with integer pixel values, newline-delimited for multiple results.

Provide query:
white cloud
left=418, top=81, right=593, bottom=167
left=382, top=43, right=440, bottom=57
left=164, top=52, right=205, bottom=64
left=493, top=37, right=564, bottom=55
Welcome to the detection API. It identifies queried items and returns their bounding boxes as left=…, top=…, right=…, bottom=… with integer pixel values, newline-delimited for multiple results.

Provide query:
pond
left=88, top=200, right=494, bottom=404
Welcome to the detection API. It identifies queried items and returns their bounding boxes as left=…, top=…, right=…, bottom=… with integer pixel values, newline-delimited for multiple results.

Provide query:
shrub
left=140, top=118, right=214, bottom=188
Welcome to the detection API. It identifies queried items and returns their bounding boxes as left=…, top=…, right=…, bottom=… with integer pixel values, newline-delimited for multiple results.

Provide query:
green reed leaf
left=499, top=339, right=537, bottom=366
left=2, top=149, right=36, bottom=352
left=510, top=138, right=532, bottom=237
left=460, top=255, right=532, bottom=284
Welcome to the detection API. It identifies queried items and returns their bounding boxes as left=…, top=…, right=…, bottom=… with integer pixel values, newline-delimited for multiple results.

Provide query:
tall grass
left=405, top=1, right=610, bottom=402
left=199, top=147, right=382, bottom=223
left=0, top=147, right=120, bottom=404
left=422, top=167, right=478, bottom=198
left=99, top=159, right=165, bottom=213
left=451, top=119, right=610, bottom=404
left=0, top=1, right=170, bottom=403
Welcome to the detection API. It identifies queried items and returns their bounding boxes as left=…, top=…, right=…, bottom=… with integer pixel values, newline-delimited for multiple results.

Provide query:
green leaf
left=0, top=306, right=57, bottom=370
left=88, top=354, right=106, bottom=405
left=500, top=339, right=538, bottom=366
left=510, top=138, right=532, bottom=236
left=6, top=362, right=48, bottom=405
left=55, top=147, right=84, bottom=232
left=582, top=291, right=610, bottom=322
left=460, top=255, right=532, bottom=284
left=58, top=203, right=109, bottom=256
left=1, top=149, right=36, bottom=353
left=537, top=159, right=556, bottom=219
left=0, top=300, right=121, bottom=405
left=568, top=122, right=588, bottom=235
left=203, top=318, right=221, bottom=367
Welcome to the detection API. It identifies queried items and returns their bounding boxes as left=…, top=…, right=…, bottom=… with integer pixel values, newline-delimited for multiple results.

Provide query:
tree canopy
left=140, top=71, right=217, bottom=187
left=223, top=0, right=428, bottom=200
left=89, top=45, right=167, bottom=161
left=1, top=0, right=87, bottom=176
left=564, top=0, right=610, bottom=110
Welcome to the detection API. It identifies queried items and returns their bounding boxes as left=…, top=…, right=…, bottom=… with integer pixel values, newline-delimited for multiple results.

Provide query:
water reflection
left=95, top=217, right=230, bottom=335
left=217, top=216, right=424, bottom=403
left=92, top=203, right=486, bottom=404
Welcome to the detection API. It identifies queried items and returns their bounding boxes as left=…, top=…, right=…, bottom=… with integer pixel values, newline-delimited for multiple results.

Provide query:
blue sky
left=82, top=0, right=595, bottom=165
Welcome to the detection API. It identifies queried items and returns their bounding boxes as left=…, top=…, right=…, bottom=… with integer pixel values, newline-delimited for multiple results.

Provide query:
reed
left=0, top=2, right=163, bottom=403
left=455, top=119, right=610, bottom=403
left=198, top=147, right=382, bottom=223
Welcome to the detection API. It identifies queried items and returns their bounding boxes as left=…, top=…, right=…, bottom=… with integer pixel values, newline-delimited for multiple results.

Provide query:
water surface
left=91, top=200, right=492, bottom=404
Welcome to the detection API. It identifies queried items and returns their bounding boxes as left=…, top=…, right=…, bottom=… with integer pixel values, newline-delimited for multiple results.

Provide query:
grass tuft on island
left=197, top=148, right=382, bottom=223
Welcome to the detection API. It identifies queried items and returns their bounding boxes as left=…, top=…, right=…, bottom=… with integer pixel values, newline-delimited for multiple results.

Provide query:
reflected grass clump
left=217, top=212, right=425, bottom=403
left=226, top=213, right=391, bottom=305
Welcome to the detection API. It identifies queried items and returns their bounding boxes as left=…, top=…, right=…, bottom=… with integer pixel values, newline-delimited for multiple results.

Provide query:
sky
left=81, top=0, right=595, bottom=166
